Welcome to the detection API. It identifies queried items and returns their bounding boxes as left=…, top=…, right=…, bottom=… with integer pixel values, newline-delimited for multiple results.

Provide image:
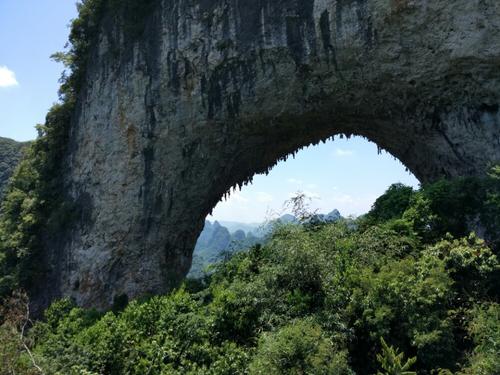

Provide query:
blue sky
left=0, top=1, right=419, bottom=222
left=0, top=0, right=77, bottom=141
left=209, top=137, right=419, bottom=222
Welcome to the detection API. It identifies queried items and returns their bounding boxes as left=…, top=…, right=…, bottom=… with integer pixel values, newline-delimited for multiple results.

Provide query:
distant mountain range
left=306, top=209, right=343, bottom=223
left=188, top=220, right=262, bottom=278
left=188, top=210, right=343, bottom=278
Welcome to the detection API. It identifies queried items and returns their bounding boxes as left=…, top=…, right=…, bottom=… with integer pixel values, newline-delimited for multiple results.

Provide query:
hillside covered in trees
left=1, top=172, right=499, bottom=374
left=0, top=137, right=26, bottom=199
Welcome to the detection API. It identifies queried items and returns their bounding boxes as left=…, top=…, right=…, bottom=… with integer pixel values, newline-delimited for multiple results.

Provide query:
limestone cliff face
left=51, top=0, right=500, bottom=309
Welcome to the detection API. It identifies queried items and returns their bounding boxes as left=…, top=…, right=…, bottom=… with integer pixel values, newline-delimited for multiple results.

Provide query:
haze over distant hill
left=218, top=209, right=342, bottom=237
left=188, top=220, right=261, bottom=278
left=189, top=210, right=344, bottom=277
left=217, top=221, right=261, bottom=236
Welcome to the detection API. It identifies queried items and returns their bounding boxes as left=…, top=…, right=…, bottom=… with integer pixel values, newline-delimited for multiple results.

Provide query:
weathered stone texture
left=47, top=0, right=500, bottom=309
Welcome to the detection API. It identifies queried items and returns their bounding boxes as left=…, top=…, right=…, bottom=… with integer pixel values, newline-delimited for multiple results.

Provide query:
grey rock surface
left=44, top=0, right=500, bottom=309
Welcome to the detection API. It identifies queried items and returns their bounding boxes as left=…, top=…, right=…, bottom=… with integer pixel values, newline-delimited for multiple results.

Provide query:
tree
left=366, top=184, right=415, bottom=224
left=0, top=291, right=43, bottom=375
left=285, top=191, right=318, bottom=222
left=249, top=320, right=354, bottom=375
left=376, top=337, right=416, bottom=375
left=459, top=304, right=500, bottom=375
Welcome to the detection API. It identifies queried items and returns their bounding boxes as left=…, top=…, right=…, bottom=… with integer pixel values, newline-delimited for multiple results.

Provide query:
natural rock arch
left=41, top=0, right=500, bottom=309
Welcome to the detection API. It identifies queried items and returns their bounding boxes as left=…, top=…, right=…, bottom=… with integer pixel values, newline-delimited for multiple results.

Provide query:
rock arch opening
left=189, top=136, right=420, bottom=277
left=39, top=0, right=500, bottom=310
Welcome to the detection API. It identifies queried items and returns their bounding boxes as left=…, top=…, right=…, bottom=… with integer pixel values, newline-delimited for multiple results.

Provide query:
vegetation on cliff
left=1, top=175, right=499, bottom=374
left=0, top=0, right=154, bottom=297
left=0, top=137, right=27, bottom=200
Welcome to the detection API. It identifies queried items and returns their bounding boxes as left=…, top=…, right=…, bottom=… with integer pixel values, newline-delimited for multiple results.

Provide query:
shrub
left=459, top=304, right=500, bottom=375
left=249, top=320, right=354, bottom=375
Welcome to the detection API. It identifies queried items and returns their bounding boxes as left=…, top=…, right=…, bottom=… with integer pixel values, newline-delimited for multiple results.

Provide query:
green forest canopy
left=1, top=174, right=499, bottom=374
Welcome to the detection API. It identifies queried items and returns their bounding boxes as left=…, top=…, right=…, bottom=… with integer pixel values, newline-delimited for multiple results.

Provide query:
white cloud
left=322, top=193, right=380, bottom=216
left=335, top=148, right=354, bottom=157
left=0, top=66, right=19, bottom=87
left=306, top=183, right=318, bottom=189
left=304, top=190, right=321, bottom=200
left=332, top=194, right=356, bottom=204
left=256, top=192, right=273, bottom=203
left=288, top=191, right=321, bottom=200
left=229, top=192, right=249, bottom=204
